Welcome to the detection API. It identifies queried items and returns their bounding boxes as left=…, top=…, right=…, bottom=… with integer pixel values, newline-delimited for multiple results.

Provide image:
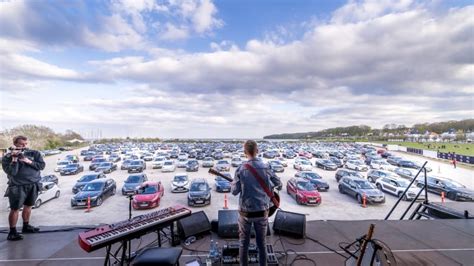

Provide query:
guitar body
left=209, top=168, right=280, bottom=217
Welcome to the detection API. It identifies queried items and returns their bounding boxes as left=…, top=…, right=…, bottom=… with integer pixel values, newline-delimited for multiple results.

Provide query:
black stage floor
left=1, top=219, right=473, bottom=266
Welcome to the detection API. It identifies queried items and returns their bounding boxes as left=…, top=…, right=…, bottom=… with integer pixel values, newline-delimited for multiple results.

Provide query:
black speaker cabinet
left=211, top=219, right=219, bottom=233
left=273, top=210, right=306, bottom=238
left=177, top=211, right=211, bottom=239
left=218, top=210, right=271, bottom=239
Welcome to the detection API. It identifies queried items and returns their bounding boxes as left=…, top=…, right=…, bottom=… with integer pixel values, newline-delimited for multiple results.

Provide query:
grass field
left=376, top=142, right=474, bottom=156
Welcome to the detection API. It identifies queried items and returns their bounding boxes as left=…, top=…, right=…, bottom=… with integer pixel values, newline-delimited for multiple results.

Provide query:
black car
left=41, top=174, right=59, bottom=185
left=72, top=173, right=106, bottom=194
left=122, top=174, right=148, bottom=195
left=338, top=176, right=385, bottom=204
left=295, top=171, right=330, bottom=191
left=128, top=160, right=146, bottom=173
left=417, top=176, right=474, bottom=201
left=335, top=169, right=364, bottom=182
left=89, top=158, right=107, bottom=170
left=329, top=157, right=344, bottom=168
left=387, top=156, right=403, bottom=166
left=186, top=160, right=199, bottom=172
left=83, top=152, right=96, bottom=161
left=315, top=159, right=338, bottom=171
left=187, top=179, right=211, bottom=206
left=71, top=178, right=116, bottom=208
left=95, top=162, right=118, bottom=174
left=282, top=151, right=297, bottom=159
left=398, top=160, right=432, bottom=172
left=60, top=163, right=84, bottom=176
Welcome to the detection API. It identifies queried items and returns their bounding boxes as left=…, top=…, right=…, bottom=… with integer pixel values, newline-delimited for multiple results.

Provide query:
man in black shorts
left=2, top=135, right=45, bottom=241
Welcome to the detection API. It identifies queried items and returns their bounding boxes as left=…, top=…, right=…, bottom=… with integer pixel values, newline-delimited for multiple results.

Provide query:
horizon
left=1, top=0, right=473, bottom=138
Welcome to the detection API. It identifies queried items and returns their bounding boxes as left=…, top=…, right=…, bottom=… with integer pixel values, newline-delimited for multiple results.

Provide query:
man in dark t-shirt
left=2, top=136, right=45, bottom=241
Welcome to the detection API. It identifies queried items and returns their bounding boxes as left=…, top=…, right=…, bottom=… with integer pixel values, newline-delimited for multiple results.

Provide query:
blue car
left=215, top=173, right=232, bottom=192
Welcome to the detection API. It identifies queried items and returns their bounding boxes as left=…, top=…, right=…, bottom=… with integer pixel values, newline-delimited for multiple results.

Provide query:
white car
left=177, top=158, right=188, bottom=168
left=375, top=176, right=424, bottom=201
left=178, top=153, right=188, bottom=160
left=202, top=157, right=214, bottom=168
left=370, top=159, right=396, bottom=171
left=171, top=174, right=190, bottom=193
left=293, top=160, right=313, bottom=171
left=142, top=153, right=154, bottom=161
left=34, top=182, right=61, bottom=208
left=54, top=160, right=72, bottom=172
left=345, top=160, right=368, bottom=172
left=162, top=160, right=176, bottom=172
left=152, top=156, right=166, bottom=169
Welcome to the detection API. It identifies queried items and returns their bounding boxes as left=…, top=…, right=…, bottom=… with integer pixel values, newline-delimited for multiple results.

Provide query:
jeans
left=238, top=214, right=268, bottom=266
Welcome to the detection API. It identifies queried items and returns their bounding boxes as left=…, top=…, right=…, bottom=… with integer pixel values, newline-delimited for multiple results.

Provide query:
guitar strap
left=244, top=163, right=280, bottom=208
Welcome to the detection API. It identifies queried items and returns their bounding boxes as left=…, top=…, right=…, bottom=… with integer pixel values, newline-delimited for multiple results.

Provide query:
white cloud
left=191, top=0, right=223, bottom=33
left=161, top=23, right=189, bottom=40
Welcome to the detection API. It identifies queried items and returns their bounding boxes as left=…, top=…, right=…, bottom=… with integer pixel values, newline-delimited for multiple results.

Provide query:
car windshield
left=82, top=182, right=104, bottom=191
left=139, top=185, right=157, bottom=194
left=126, top=175, right=143, bottom=183
left=191, top=183, right=208, bottom=191
left=218, top=161, right=228, bottom=164
left=164, top=161, right=173, bottom=165
left=444, top=180, right=465, bottom=188
left=79, top=175, right=97, bottom=182
left=174, top=176, right=187, bottom=182
left=131, top=161, right=142, bottom=165
left=304, top=172, right=321, bottom=179
left=154, top=158, right=163, bottom=161
left=99, top=162, right=112, bottom=167
left=354, top=180, right=374, bottom=189
left=297, top=182, right=315, bottom=191
left=301, top=161, right=311, bottom=165
left=216, top=176, right=230, bottom=182
left=397, top=179, right=410, bottom=187
left=65, top=164, right=77, bottom=169
left=322, top=160, right=332, bottom=164
left=58, top=161, right=69, bottom=165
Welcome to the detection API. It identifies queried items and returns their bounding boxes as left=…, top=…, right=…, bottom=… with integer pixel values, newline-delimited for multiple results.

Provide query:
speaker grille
left=177, top=211, right=211, bottom=239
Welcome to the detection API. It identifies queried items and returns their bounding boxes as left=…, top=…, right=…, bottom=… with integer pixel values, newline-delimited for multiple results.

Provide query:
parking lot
left=1, top=146, right=473, bottom=227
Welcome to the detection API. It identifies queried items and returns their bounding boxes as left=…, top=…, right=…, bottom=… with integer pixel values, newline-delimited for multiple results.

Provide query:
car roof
left=88, top=178, right=110, bottom=184
left=141, top=181, right=159, bottom=186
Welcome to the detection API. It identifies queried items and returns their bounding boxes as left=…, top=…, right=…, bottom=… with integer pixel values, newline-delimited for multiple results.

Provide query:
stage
left=1, top=219, right=473, bottom=265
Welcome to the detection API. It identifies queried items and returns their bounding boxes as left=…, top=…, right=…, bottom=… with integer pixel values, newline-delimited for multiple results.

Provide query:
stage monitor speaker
left=273, top=210, right=306, bottom=238
left=177, top=211, right=211, bottom=240
left=211, top=219, right=219, bottom=233
left=218, top=210, right=271, bottom=239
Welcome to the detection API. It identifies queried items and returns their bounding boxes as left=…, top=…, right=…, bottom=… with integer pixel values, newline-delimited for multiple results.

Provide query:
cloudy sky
left=0, top=0, right=472, bottom=138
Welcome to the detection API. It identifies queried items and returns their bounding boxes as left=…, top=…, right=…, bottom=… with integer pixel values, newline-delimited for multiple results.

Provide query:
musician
left=231, top=140, right=281, bottom=266
left=2, top=136, right=45, bottom=241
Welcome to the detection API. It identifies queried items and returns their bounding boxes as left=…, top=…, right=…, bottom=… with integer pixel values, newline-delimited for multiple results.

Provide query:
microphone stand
left=126, top=193, right=135, bottom=263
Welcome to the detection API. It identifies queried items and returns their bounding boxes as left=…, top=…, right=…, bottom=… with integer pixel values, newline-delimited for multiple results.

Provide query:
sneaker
left=7, top=232, right=23, bottom=241
left=22, top=224, right=40, bottom=233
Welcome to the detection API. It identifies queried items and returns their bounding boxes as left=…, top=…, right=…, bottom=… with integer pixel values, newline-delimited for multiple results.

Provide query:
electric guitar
left=208, top=168, right=280, bottom=217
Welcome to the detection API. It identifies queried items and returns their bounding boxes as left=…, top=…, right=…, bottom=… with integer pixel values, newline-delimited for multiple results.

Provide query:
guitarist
left=231, top=140, right=282, bottom=266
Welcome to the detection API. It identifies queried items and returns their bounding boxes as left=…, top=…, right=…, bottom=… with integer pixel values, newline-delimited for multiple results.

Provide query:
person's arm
left=2, top=155, right=19, bottom=177
left=28, top=151, right=46, bottom=171
left=231, top=167, right=242, bottom=196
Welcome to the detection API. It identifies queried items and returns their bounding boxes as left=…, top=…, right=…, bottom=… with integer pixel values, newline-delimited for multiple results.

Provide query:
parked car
left=171, top=174, right=190, bottom=193
left=186, top=159, right=199, bottom=172
left=417, top=176, right=474, bottom=201
left=121, top=159, right=133, bottom=170
left=60, top=163, right=84, bottom=176
left=315, top=159, right=338, bottom=171
left=162, top=160, right=176, bottom=172
left=71, top=178, right=116, bottom=208
left=335, top=169, right=364, bottom=182
left=187, top=179, right=211, bottom=206
left=345, top=160, right=368, bottom=172
left=152, top=156, right=166, bottom=169
left=202, top=157, right=215, bottom=168
left=40, top=174, right=58, bottom=185
left=293, top=160, right=313, bottom=171
left=338, top=176, right=385, bottom=204
left=370, top=159, right=396, bottom=171
left=387, top=156, right=403, bottom=166
left=89, top=158, right=107, bottom=171
left=269, top=160, right=285, bottom=173
left=286, top=178, right=321, bottom=206
left=215, top=172, right=232, bottom=192
left=375, top=175, right=424, bottom=201
left=177, top=158, right=188, bottom=168
left=394, top=167, right=417, bottom=180
left=215, top=160, right=231, bottom=172
left=398, top=160, right=432, bottom=172
left=34, top=182, right=61, bottom=208
left=122, top=174, right=148, bottom=195
left=367, top=169, right=398, bottom=183
left=277, top=157, right=288, bottom=167
left=231, top=157, right=243, bottom=167
left=95, top=162, right=118, bottom=174
left=132, top=181, right=165, bottom=210
left=72, top=173, right=106, bottom=194
left=108, top=154, right=121, bottom=162
left=65, top=155, right=79, bottom=163
left=329, top=157, right=343, bottom=168
left=294, top=171, right=330, bottom=191
left=128, top=160, right=146, bottom=173
left=55, top=160, right=72, bottom=172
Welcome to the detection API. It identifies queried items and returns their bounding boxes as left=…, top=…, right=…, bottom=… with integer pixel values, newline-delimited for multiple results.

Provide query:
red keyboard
left=78, top=205, right=191, bottom=252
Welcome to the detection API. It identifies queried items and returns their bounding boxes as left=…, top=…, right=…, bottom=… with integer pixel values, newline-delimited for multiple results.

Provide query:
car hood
left=216, top=180, right=231, bottom=187
left=134, top=194, right=158, bottom=202
left=74, top=182, right=89, bottom=187
left=309, top=179, right=329, bottom=186
left=359, top=189, right=383, bottom=196
left=173, top=181, right=189, bottom=187
left=189, top=191, right=208, bottom=197
left=96, top=166, right=110, bottom=170
left=74, top=191, right=101, bottom=199
left=123, top=183, right=140, bottom=189
left=298, top=190, right=320, bottom=197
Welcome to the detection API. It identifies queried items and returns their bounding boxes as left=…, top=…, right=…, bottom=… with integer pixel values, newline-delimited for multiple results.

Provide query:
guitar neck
left=208, top=168, right=233, bottom=182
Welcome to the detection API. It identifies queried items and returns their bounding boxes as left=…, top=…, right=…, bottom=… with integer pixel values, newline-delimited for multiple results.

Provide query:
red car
left=132, top=181, right=164, bottom=210
left=286, top=178, right=321, bottom=206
